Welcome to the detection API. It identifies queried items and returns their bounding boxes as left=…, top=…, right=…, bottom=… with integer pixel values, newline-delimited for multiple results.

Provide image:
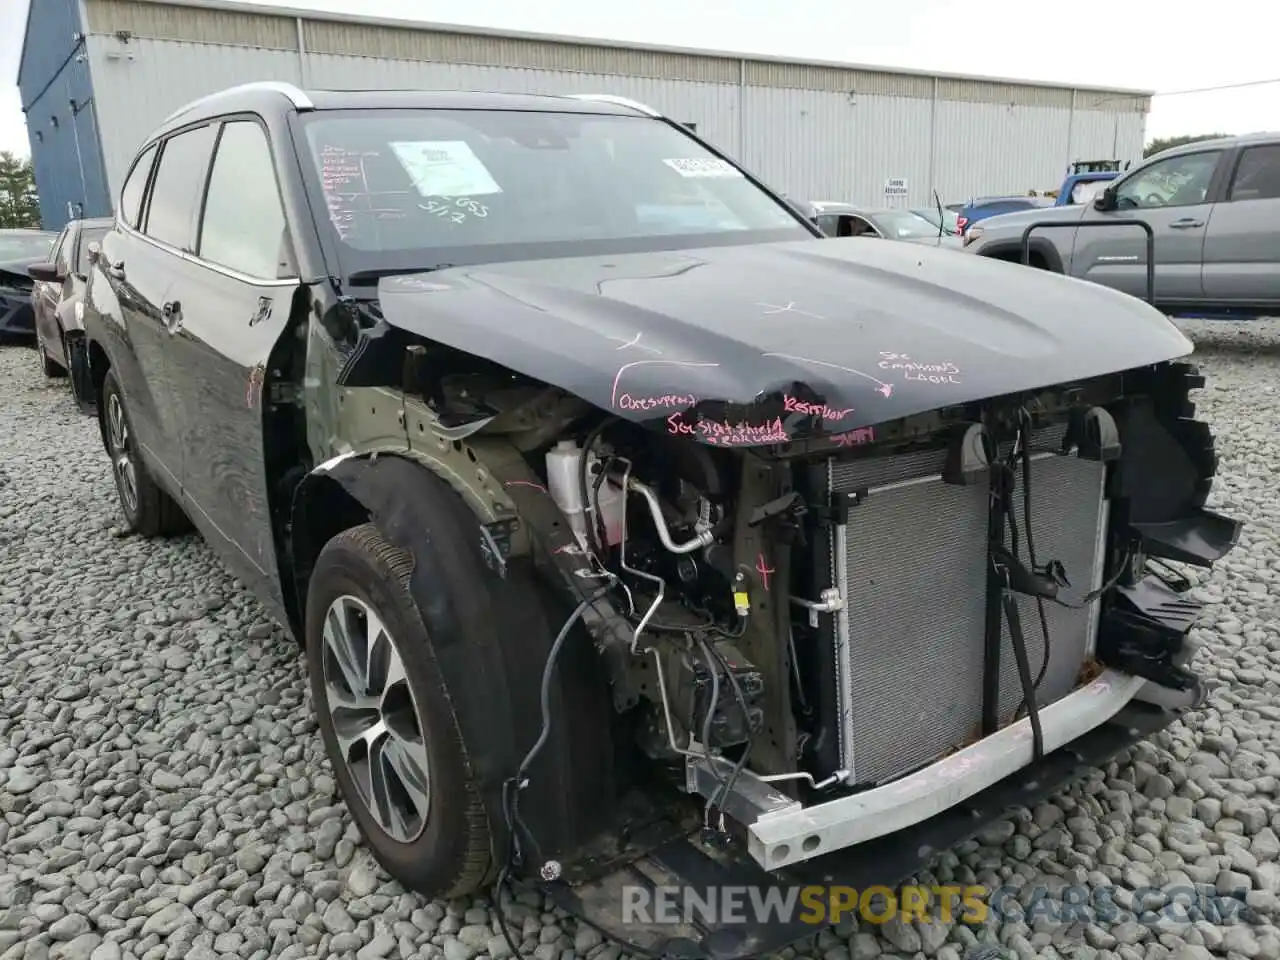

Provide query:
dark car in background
left=0, top=228, right=58, bottom=341
left=29, top=216, right=113, bottom=405
left=955, top=195, right=1054, bottom=234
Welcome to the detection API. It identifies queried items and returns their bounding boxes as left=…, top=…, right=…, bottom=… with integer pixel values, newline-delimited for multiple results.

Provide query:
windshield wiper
left=346, top=265, right=457, bottom=285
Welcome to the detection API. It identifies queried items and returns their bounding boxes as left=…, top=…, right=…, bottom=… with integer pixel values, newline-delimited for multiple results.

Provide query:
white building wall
left=82, top=0, right=1150, bottom=210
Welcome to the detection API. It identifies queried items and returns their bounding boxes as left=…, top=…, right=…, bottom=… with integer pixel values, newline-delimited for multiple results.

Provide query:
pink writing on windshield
left=667, top=413, right=789, bottom=445
left=833, top=427, right=876, bottom=447
left=783, top=395, right=854, bottom=421
left=877, top=352, right=962, bottom=385
left=617, top=393, right=697, bottom=411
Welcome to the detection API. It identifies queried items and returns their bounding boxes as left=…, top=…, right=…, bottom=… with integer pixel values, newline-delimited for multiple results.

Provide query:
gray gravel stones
left=4, top=317, right=1280, bottom=960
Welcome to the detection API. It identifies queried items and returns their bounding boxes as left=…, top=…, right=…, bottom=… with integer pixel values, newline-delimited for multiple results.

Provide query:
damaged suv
left=82, top=82, right=1240, bottom=958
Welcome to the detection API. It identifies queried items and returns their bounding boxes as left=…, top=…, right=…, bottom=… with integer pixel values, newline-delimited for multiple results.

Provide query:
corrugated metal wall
left=81, top=0, right=1148, bottom=208
left=16, top=0, right=112, bottom=229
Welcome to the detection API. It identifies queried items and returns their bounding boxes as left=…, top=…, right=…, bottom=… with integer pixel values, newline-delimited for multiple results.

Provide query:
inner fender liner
left=308, top=453, right=618, bottom=868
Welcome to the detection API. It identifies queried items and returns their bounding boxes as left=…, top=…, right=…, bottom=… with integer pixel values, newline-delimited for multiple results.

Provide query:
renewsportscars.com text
left=621, top=883, right=1252, bottom=927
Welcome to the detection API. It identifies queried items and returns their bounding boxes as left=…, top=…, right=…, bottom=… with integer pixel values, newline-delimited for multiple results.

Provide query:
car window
left=1227, top=144, right=1280, bottom=202
left=144, top=124, right=218, bottom=250
left=848, top=216, right=879, bottom=238
left=198, top=120, right=292, bottom=279
left=816, top=214, right=840, bottom=237
left=1069, top=180, right=1110, bottom=205
left=1115, top=151, right=1221, bottom=210
left=299, top=109, right=807, bottom=268
left=0, top=232, right=56, bottom=260
left=120, top=143, right=158, bottom=230
left=76, top=226, right=110, bottom=276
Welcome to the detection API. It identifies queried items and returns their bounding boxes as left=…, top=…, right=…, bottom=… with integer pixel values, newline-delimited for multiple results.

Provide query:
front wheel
left=305, top=523, right=492, bottom=898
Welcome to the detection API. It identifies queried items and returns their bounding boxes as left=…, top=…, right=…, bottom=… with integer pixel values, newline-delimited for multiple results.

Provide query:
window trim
left=1225, top=142, right=1280, bottom=203
left=48, top=226, right=71, bottom=273
left=119, top=142, right=160, bottom=232
left=121, top=117, right=299, bottom=288
left=194, top=114, right=300, bottom=282
left=136, top=121, right=219, bottom=252
left=1113, top=149, right=1224, bottom=211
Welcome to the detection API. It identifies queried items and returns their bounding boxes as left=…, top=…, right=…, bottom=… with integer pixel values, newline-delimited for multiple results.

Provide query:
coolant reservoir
left=545, top=439, right=626, bottom=549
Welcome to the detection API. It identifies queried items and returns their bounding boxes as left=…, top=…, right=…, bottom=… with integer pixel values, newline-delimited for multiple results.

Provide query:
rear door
left=1074, top=148, right=1227, bottom=303
left=101, top=126, right=219, bottom=491
left=166, top=116, right=301, bottom=604
left=1201, top=142, right=1280, bottom=305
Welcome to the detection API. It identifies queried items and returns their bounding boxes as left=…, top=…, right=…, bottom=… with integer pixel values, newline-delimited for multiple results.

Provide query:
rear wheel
left=305, top=523, right=492, bottom=898
left=101, top=370, right=189, bottom=536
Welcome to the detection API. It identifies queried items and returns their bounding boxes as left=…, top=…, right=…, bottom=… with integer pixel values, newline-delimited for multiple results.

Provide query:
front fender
left=973, top=237, right=1066, bottom=273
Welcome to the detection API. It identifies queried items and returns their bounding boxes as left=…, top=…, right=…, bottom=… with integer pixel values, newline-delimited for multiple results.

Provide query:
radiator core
left=818, top=433, right=1109, bottom=786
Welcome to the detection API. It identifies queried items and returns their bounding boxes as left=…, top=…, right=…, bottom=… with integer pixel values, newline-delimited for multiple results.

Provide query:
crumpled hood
left=376, top=237, right=1192, bottom=446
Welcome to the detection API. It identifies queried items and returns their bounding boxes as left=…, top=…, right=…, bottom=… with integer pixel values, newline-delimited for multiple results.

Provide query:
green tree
left=0, top=152, right=40, bottom=229
left=1144, top=133, right=1231, bottom=158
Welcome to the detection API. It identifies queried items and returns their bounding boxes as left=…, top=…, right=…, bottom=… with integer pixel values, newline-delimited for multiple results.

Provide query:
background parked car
left=29, top=217, right=112, bottom=401
left=962, top=132, right=1280, bottom=318
left=0, top=228, right=58, bottom=342
left=810, top=201, right=964, bottom=248
left=955, top=196, right=1055, bottom=235
left=910, top=206, right=960, bottom=235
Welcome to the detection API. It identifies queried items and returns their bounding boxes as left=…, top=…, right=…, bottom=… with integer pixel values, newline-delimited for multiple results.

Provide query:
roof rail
left=566, top=94, right=661, bottom=117
left=163, top=81, right=315, bottom=125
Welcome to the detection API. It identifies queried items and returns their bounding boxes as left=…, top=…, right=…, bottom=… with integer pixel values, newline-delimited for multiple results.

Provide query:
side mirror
left=26, top=261, right=63, bottom=283
left=1093, top=186, right=1118, bottom=212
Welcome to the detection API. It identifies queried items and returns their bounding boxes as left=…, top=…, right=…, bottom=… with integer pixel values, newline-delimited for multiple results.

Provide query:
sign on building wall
left=883, top=177, right=909, bottom=198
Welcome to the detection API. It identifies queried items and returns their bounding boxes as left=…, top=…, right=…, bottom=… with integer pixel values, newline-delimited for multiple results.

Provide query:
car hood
left=373, top=237, right=1192, bottom=445
left=972, top=203, right=1088, bottom=234
left=901, top=234, right=964, bottom=250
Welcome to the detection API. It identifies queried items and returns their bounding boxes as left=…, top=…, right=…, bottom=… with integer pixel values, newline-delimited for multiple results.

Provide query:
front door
left=33, top=225, right=72, bottom=361
left=1074, top=147, right=1227, bottom=304
left=166, top=117, right=300, bottom=612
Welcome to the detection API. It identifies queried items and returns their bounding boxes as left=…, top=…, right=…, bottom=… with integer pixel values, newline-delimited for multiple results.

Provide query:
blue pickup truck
left=956, top=160, right=1130, bottom=234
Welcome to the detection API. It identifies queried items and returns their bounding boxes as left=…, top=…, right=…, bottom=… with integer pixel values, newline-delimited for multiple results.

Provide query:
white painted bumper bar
left=748, top=670, right=1152, bottom=870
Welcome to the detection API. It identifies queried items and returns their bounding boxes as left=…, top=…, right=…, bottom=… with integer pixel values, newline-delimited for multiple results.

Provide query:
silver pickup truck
left=963, top=131, right=1280, bottom=317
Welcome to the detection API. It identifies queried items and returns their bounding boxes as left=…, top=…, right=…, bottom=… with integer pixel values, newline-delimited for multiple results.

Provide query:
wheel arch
left=87, top=337, right=113, bottom=453
left=977, top=238, right=1064, bottom=272
left=287, top=450, right=622, bottom=868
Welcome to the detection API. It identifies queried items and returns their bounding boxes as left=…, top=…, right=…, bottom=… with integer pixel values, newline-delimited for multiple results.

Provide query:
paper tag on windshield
left=390, top=141, right=503, bottom=197
left=662, top=157, right=742, bottom=178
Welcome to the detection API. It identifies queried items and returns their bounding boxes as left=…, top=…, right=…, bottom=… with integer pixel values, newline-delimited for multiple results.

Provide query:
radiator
left=816, top=429, right=1109, bottom=786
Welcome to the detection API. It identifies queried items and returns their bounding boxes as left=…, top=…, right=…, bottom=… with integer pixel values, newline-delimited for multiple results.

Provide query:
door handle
left=1170, top=218, right=1204, bottom=229
left=162, top=300, right=183, bottom=334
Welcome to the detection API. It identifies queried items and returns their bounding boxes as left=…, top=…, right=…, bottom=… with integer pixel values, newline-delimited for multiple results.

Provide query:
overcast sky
left=2, top=0, right=1278, bottom=159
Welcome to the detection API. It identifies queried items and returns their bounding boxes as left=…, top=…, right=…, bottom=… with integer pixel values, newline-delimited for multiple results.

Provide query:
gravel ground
left=2, top=320, right=1280, bottom=960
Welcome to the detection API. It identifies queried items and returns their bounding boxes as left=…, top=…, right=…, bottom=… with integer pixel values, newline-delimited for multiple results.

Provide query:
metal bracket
left=685, top=756, right=802, bottom=827
left=791, top=588, right=844, bottom=628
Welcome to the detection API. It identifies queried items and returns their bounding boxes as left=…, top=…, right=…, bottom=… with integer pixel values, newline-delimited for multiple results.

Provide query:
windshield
left=0, top=232, right=55, bottom=261
left=873, top=210, right=942, bottom=240
left=297, top=108, right=810, bottom=272
left=909, top=207, right=959, bottom=235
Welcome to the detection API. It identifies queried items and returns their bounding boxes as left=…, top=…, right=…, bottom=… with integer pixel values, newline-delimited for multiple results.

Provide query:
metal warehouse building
left=19, top=0, right=1152, bottom=231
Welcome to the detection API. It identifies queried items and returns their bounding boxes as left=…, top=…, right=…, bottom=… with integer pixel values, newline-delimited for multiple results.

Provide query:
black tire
left=305, top=523, right=491, bottom=898
left=100, top=369, right=189, bottom=537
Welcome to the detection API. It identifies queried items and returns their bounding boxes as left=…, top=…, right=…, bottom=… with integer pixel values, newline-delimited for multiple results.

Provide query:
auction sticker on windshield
left=663, top=158, right=743, bottom=178
left=390, top=141, right=504, bottom=197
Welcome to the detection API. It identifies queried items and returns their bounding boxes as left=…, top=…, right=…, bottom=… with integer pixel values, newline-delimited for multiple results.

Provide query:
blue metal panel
left=17, top=0, right=112, bottom=230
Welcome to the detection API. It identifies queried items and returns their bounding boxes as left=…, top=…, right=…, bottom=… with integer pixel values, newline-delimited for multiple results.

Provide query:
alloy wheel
left=321, top=594, right=432, bottom=843
left=106, top=393, right=138, bottom=514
